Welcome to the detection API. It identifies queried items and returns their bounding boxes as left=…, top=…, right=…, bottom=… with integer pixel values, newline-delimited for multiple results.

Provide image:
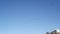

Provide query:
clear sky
left=0, top=0, right=60, bottom=34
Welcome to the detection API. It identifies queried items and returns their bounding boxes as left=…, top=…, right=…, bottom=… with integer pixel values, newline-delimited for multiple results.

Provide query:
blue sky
left=0, top=0, right=60, bottom=34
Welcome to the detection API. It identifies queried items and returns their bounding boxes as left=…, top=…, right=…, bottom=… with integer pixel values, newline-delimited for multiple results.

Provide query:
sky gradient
left=0, top=0, right=60, bottom=34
